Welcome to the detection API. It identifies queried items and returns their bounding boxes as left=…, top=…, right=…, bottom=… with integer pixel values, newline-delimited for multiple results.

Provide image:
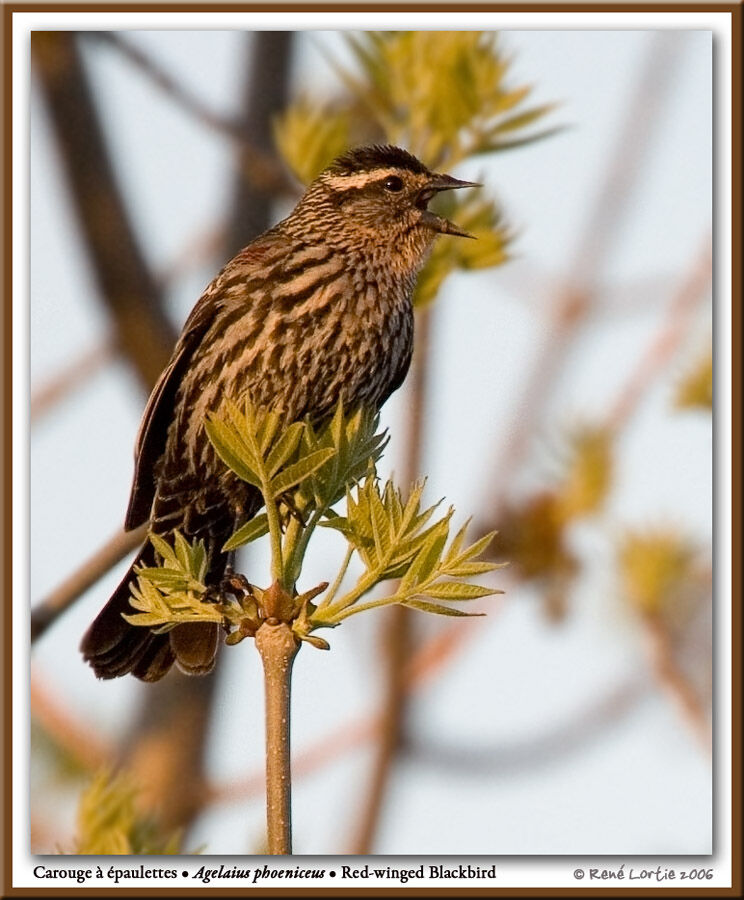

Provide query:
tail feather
left=169, top=622, right=220, bottom=676
left=131, top=633, right=176, bottom=682
left=80, top=539, right=224, bottom=682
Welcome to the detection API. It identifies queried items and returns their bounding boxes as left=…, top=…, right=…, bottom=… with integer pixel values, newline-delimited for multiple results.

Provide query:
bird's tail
left=80, top=538, right=222, bottom=682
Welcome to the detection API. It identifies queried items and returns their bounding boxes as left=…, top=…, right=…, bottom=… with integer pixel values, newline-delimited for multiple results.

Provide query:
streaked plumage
left=81, top=145, right=477, bottom=681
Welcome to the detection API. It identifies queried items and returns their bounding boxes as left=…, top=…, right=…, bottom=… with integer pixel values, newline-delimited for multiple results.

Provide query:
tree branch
left=88, top=31, right=295, bottom=200
left=30, top=339, right=115, bottom=424
left=32, top=32, right=176, bottom=391
left=488, top=33, right=685, bottom=506
left=225, top=32, right=296, bottom=256
left=31, top=524, right=147, bottom=642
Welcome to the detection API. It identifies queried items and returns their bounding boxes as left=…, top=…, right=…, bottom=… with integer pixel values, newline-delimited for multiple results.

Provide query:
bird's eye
left=383, top=175, right=404, bottom=193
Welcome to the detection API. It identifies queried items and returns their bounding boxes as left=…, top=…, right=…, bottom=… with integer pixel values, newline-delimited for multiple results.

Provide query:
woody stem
left=255, top=620, right=300, bottom=854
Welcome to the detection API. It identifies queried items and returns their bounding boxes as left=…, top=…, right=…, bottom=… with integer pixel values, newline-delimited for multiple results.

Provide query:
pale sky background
left=28, top=27, right=713, bottom=856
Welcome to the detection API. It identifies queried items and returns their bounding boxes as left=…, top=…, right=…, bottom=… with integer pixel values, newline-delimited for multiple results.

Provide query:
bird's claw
left=280, top=494, right=308, bottom=528
left=220, top=568, right=254, bottom=600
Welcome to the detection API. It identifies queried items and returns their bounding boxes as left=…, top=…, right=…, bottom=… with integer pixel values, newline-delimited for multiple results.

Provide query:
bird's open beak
left=418, top=173, right=481, bottom=239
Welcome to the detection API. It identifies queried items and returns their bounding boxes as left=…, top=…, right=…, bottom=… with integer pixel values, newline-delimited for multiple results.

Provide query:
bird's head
left=290, top=145, right=479, bottom=272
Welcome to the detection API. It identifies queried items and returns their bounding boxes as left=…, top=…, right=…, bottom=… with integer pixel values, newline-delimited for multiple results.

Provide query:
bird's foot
left=220, top=566, right=254, bottom=600
left=280, top=494, right=308, bottom=528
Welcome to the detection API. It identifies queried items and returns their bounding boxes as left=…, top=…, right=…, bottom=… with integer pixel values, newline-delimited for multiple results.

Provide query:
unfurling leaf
left=402, top=598, right=486, bottom=618
left=420, top=581, right=498, bottom=601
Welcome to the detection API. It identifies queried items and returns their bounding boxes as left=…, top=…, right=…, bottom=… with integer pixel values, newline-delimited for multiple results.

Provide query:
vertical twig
left=225, top=32, right=295, bottom=256
left=255, top=621, right=300, bottom=854
left=125, top=33, right=296, bottom=840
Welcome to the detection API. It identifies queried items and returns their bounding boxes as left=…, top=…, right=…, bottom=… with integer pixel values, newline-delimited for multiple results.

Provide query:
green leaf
left=223, top=513, right=270, bottom=551
left=191, top=539, right=208, bottom=583
left=256, top=409, right=282, bottom=456
left=265, top=422, right=305, bottom=477
left=319, top=516, right=358, bottom=541
left=270, top=448, right=336, bottom=497
left=173, top=531, right=192, bottom=572
left=472, top=125, right=568, bottom=155
left=445, top=519, right=470, bottom=563
left=489, top=103, right=558, bottom=135
left=421, top=582, right=498, bottom=601
left=368, top=484, right=392, bottom=562
left=444, top=560, right=500, bottom=577
left=402, top=598, right=486, bottom=617
left=273, top=99, right=352, bottom=185
left=457, top=529, right=498, bottom=563
left=205, top=417, right=262, bottom=487
left=149, top=533, right=178, bottom=567
left=398, top=521, right=449, bottom=591
left=134, top=568, right=196, bottom=588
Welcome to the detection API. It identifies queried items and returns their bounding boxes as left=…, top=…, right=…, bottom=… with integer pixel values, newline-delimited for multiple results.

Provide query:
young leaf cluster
left=125, top=398, right=502, bottom=649
left=74, top=770, right=183, bottom=855
left=313, top=475, right=504, bottom=626
left=335, top=31, right=559, bottom=169
left=124, top=533, right=226, bottom=631
left=274, top=31, right=558, bottom=310
left=205, top=399, right=336, bottom=514
left=273, top=98, right=352, bottom=187
left=413, top=191, right=510, bottom=306
left=618, top=528, right=701, bottom=617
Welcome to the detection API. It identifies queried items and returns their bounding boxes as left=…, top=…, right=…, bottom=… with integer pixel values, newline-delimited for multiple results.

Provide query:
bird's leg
left=280, top=494, right=307, bottom=528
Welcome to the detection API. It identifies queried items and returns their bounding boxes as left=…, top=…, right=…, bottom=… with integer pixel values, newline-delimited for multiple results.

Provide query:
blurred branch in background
left=86, top=31, right=296, bottom=198
left=225, top=32, right=296, bottom=256
left=407, top=678, right=648, bottom=775
left=119, top=671, right=218, bottom=835
left=350, top=306, right=434, bottom=854
left=30, top=31, right=294, bottom=842
left=121, top=32, right=297, bottom=840
left=608, top=237, right=712, bottom=430
left=32, top=32, right=176, bottom=391
left=30, top=338, right=115, bottom=424
left=31, top=524, right=148, bottom=642
left=31, top=670, right=112, bottom=773
left=489, top=32, right=683, bottom=499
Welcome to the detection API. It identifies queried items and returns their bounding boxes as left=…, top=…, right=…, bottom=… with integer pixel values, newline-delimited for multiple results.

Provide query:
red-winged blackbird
left=81, top=145, right=477, bottom=681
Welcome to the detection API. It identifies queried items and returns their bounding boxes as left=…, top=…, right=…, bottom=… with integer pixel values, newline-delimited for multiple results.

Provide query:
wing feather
left=124, top=298, right=215, bottom=530
left=123, top=233, right=289, bottom=530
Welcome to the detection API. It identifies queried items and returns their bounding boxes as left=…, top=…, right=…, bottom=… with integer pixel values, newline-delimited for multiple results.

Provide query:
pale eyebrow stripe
left=323, top=169, right=416, bottom=191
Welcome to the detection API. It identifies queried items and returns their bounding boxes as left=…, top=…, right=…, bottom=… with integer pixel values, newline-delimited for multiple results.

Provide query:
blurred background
left=29, top=29, right=712, bottom=855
